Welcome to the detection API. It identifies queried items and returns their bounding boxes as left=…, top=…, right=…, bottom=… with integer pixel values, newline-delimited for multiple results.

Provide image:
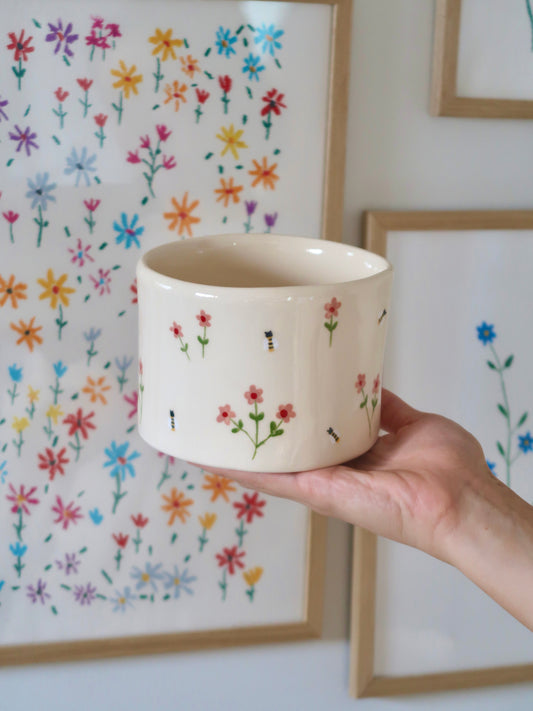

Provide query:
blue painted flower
left=89, top=508, right=104, bottom=525
left=242, top=53, right=265, bottom=81
left=0, top=96, right=8, bottom=123
left=0, top=581, right=4, bottom=592
left=486, top=460, right=496, bottom=476
left=110, top=586, right=136, bottom=612
left=8, top=364, right=23, bottom=383
left=83, top=327, right=102, bottom=342
left=518, top=432, right=533, bottom=454
left=113, top=213, right=144, bottom=249
left=64, top=147, right=97, bottom=187
left=216, top=26, right=237, bottom=57
left=26, top=172, right=57, bottom=211
left=476, top=322, right=496, bottom=345
left=53, top=360, right=68, bottom=378
left=254, top=23, right=284, bottom=56
left=130, top=562, right=164, bottom=592
left=104, top=441, right=141, bottom=481
left=45, top=19, right=79, bottom=57
left=0, top=461, right=7, bottom=484
left=115, top=355, right=134, bottom=372
left=10, top=542, right=27, bottom=557
left=163, top=566, right=197, bottom=598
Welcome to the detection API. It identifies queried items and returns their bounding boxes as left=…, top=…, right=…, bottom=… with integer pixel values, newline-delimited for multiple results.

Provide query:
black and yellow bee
left=263, top=330, right=279, bottom=352
left=169, top=409, right=176, bottom=431
left=327, top=427, right=340, bottom=443
left=378, top=309, right=387, bottom=324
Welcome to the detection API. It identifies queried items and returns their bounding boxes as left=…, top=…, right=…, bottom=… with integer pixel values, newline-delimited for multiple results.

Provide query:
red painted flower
left=276, top=403, right=296, bottom=423
left=127, top=150, right=141, bottom=164
left=162, top=155, right=176, bottom=170
left=52, top=495, right=83, bottom=530
left=139, top=359, right=143, bottom=376
left=261, top=88, right=287, bottom=117
left=170, top=321, right=184, bottom=338
left=233, top=492, right=266, bottom=524
left=38, top=447, right=69, bottom=481
left=77, top=77, right=93, bottom=92
left=83, top=198, right=100, bottom=212
left=156, top=124, right=171, bottom=142
left=196, top=310, right=211, bottom=327
left=3, top=211, right=19, bottom=224
left=324, top=297, right=341, bottom=318
left=63, top=408, right=96, bottom=440
left=217, top=404, right=236, bottom=425
left=6, top=483, right=39, bottom=515
left=218, top=74, right=232, bottom=93
left=244, top=385, right=263, bottom=405
left=373, top=374, right=380, bottom=394
left=355, top=374, right=366, bottom=394
left=216, top=545, right=245, bottom=575
left=131, top=513, right=149, bottom=528
left=54, top=87, right=69, bottom=102
left=93, top=113, right=108, bottom=127
left=113, top=532, right=129, bottom=548
left=124, top=391, right=138, bottom=419
left=196, top=88, right=210, bottom=104
left=157, top=451, right=175, bottom=464
left=7, top=30, right=35, bottom=62
left=130, top=278, right=138, bottom=304
left=140, top=135, right=150, bottom=149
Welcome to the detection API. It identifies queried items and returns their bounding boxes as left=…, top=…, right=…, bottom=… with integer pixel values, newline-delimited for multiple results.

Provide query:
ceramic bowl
left=136, top=234, right=393, bottom=472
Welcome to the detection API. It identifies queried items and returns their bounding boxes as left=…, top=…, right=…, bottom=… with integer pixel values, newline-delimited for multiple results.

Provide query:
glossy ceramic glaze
left=137, top=234, right=393, bottom=472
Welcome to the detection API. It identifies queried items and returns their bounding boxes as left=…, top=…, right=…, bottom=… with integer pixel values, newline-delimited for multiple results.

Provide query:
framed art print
left=350, top=210, right=533, bottom=697
left=0, top=0, right=352, bottom=666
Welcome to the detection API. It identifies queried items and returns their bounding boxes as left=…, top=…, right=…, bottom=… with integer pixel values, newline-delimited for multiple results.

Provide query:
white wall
left=3, top=1, right=533, bottom=708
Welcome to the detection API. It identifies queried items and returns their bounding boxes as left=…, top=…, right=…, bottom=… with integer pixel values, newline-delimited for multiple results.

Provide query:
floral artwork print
left=324, top=297, right=341, bottom=346
left=355, top=373, right=381, bottom=436
left=476, top=322, right=531, bottom=487
left=0, top=2, right=331, bottom=652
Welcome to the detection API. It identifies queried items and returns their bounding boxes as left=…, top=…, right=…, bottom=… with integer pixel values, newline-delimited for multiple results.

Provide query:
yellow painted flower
left=82, top=375, right=111, bottom=405
left=46, top=403, right=64, bottom=424
left=216, top=124, right=248, bottom=160
left=37, top=269, right=75, bottom=310
left=148, top=28, right=183, bottom=61
left=12, top=416, right=29, bottom=433
left=111, top=60, right=143, bottom=99
left=27, top=386, right=39, bottom=403
left=198, top=512, right=217, bottom=530
left=161, top=487, right=194, bottom=525
left=243, top=567, right=263, bottom=587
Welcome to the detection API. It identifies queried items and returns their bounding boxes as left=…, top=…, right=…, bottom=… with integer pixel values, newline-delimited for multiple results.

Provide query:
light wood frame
left=0, top=0, right=352, bottom=666
left=350, top=209, right=533, bottom=697
left=431, top=0, right=533, bottom=118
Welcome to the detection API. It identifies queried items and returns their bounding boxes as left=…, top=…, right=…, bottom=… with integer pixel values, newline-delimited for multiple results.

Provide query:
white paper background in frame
left=375, top=229, right=533, bottom=677
left=0, top=0, right=352, bottom=662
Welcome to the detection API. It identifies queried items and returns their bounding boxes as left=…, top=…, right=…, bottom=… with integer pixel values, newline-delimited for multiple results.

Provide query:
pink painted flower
left=3, top=211, right=19, bottom=224
left=6, top=483, right=39, bottom=515
left=83, top=198, right=100, bottom=212
left=324, top=297, right=341, bottom=318
left=52, top=495, right=83, bottom=530
left=373, top=375, right=380, bottom=394
left=124, top=391, right=138, bottom=418
left=276, top=403, right=296, bottom=423
left=156, top=124, right=171, bottom=142
left=106, top=23, right=121, bottom=38
left=162, top=155, right=176, bottom=170
left=217, top=404, right=236, bottom=425
left=90, top=268, right=111, bottom=295
left=157, top=451, right=175, bottom=464
left=127, top=150, right=141, bottom=163
left=244, top=385, right=263, bottom=405
left=130, top=278, right=138, bottom=304
left=139, top=359, right=143, bottom=376
left=91, top=16, right=104, bottom=29
left=140, top=135, right=150, bottom=149
left=169, top=321, right=183, bottom=338
left=196, top=310, right=211, bottom=327
left=68, top=237, right=94, bottom=267
left=355, top=374, right=366, bottom=393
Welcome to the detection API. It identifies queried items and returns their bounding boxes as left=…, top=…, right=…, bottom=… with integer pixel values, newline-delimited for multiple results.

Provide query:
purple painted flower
left=27, top=579, right=51, bottom=605
left=264, top=212, right=278, bottom=228
left=56, top=552, right=81, bottom=575
left=245, top=200, right=257, bottom=216
left=45, top=19, right=79, bottom=57
left=9, top=125, right=38, bottom=157
left=0, top=96, right=8, bottom=123
left=73, top=582, right=97, bottom=605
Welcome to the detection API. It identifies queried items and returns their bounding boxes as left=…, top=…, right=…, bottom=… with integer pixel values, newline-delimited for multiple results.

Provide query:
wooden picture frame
left=0, top=0, right=351, bottom=666
left=431, top=0, right=533, bottom=118
left=350, top=210, right=533, bottom=697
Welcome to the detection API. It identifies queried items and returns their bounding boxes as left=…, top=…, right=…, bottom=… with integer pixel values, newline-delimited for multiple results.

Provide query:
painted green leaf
left=231, top=427, right=239, bottom=433
left=331, top=321, right=338, bottom=330
left=518, top=412, right=529, bottom=427
left=504, top=355, right=514, bottom=369
left=324, top=321, right=332, bottom=331
left=497, top=404, right=508, bottom=418
left=270, top=421, right=277, bottom=434
left=273, top=429, right=284, bottom=437
left=486, top=361, right=497, bottom=370
left=238, top=419, right=244, bottom=429
left=497, top=441, right=505, bottom=457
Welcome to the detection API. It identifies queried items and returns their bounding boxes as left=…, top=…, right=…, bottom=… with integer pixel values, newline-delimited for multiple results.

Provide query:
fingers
left=380, top=388, right=422, bottom=434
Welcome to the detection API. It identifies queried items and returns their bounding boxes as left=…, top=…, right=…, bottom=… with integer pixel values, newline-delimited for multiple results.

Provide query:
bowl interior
left=143, top=234, right=390, bottom=288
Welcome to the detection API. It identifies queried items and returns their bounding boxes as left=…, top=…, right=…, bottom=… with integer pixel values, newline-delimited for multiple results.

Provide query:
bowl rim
left=137, top=233, right=393, bottom=296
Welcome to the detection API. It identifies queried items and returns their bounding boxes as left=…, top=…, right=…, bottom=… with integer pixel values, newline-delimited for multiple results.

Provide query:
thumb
left=380, top=389, right=422, bottom=434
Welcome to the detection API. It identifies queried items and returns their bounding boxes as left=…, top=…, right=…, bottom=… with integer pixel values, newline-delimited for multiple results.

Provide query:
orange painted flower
left=10, top=317, right=43, bottom=352
left=202, top=474, right=236, bottom=503
left=163, top=192, right=201, bottom=237
left=37, top=269, right=75, bottom=309
left=82, top=375, right=111, bottom=405
left=163, top=80, right=188, bottom=111
left=214, top=177, right=243, bottom=207
left=0, top=274, right=27, bottom=308
left=110, top=60, right=143, bottom=99
left=149, top=28, right=183, bottom=61
left=161, top=487, right=194, bottom=525
left=180, top=54, right=200, bottom=78
left=249, top=157, right=279, bottom=190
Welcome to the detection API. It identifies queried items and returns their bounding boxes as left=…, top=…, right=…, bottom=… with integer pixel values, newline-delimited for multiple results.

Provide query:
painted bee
left=327, top=427, right=340, bottom=443
left=169, top=409, right=176, bottom=431
left=378, top=309, right=387, bottom=324
left=263, top=330, right=279, bottom=352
